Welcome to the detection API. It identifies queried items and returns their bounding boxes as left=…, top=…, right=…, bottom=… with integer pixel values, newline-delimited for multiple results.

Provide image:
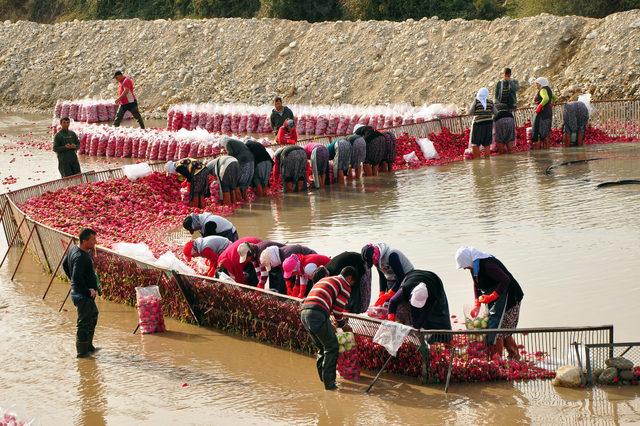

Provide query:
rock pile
left=0, top=11, right=639, bottom=113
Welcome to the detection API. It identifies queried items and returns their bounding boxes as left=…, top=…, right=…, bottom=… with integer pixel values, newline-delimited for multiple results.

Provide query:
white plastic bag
left=154, top=251, right=196, bottom=275
left=136, top=285, right=166, bottom=334
left=416, top=138, right=439, bottom=159
left=402, top=151, right=419, bottom=165
left=373, top=321, right=413, bottom=356
left=122, top=162, right=152, bottom=181
left=112, top=242, right=158, bottom=264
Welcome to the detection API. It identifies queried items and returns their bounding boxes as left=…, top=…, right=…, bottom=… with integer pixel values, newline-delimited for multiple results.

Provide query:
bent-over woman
left=361, top=242, right=415, bottom=307
left=274, top=145, right=307, bottom=193
left=304, top=143, right=329, bottom=189
left=562, top=101, right=589, bottom=147
left=456, top=246, right=524, bottom=360
left=207, top=155, right=240, bottom=205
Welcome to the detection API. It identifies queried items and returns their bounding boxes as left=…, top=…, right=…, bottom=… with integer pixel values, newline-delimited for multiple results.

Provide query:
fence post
left=585, top=345, right=593, bottom=386
left=42, top=238, right=75, bottom=300
left=0, top=215, right=26, bottom=269
left=11, top=221, right=36, bottom=281
left=33, top=224, right=52, bottom=273
left=608, top=325, right=615, bottom=359
left=171, top=271, right=201, bottom=326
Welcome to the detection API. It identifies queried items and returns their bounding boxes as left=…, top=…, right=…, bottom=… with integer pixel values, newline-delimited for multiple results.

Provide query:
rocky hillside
left=0, top=11, right=639, bottom=114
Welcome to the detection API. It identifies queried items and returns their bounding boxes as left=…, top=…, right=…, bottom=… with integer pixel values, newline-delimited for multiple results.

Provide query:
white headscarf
left=165, top=161, right=176, bottom=174
left=220, top=137, right=231, bottom=150
left=410, top=283, right=428, bottom=308
left=455, top=246, right=492, bottom=269
left=476, top=88, right=489, bottom=110
left=259, top=245, right=281, bottom=271
left=534, top=77, right=549, bottom=87
left=353, top=124, right=364, bottom=133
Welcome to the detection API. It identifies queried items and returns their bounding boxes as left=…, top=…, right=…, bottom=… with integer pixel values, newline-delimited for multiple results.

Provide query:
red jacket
left=276, top=127, right=298, bottom=145
left=217, top=237, right=261, bottom=284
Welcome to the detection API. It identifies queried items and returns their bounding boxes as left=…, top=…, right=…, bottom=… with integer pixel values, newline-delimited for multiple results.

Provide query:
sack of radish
left=135, top=285, right=166, bottom=334
left=336, top=331, right=360, bottom=381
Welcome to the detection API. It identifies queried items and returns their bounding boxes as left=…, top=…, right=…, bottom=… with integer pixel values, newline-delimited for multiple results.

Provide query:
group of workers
left=181, top=212, right=525, bottom=390
left=468, top=68, right=590, bottom=159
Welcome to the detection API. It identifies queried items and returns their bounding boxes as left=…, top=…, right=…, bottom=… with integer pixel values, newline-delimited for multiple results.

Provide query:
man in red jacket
left=113, top=70, right=145, bottom=128
left=300, top=266, right=357, bottom=390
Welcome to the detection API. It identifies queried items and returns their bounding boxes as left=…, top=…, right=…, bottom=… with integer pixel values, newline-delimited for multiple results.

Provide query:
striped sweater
left=302, top=275, right=351, bottom=327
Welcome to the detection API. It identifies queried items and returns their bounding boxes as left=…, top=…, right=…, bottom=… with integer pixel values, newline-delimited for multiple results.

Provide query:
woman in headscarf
left=531, top=77, right=557, bottom=150
left=455, top=246, right=524, bottom=360
left=380, top=132, right=397, bottom=172
left=354, top=124, right=386, bottom=176
left=276, top=119, right=298, bottom=145
left=283, top=253, right=331, bottom=298
left=237, top=240, right=285, bottom=289
left=387, top=270, right=452, bottom=343
left=206, top=155, right=240, bottom=205
left=562, top=101, right=590, bottom=147
left=494, top=102, right=516, bottom=154
left=304, top=143, right=330, bottom=189
left=312, top=251, right=372, bottom=314
left=221, top=137, right=254, bottom=201
left=259, top=244, right=316, bottom=294
left=166, top=158, right=210, bottom=208
left=216, top=236, right=261, bottom=285
left=327, top=138, right=351, bottom=183
left=183, top=235, right=231, bottom=277
left=347, top=134, right=366, bottom=180
left=361, top=243, right=415, bottom=307
left=182, top=212, right=238, bottom=241
left=274, top=145, right=307, bottom=193
left=468, top=88, right=497, bottom=159
left=244, top=138, right=274, bottom=197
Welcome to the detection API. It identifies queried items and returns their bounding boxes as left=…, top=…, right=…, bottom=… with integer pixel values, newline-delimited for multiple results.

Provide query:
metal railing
left=298, top=99, right=640, bottom=146
left=584, top=342, right=640, bottom=385
left=2, top=99, right=637, bottom=384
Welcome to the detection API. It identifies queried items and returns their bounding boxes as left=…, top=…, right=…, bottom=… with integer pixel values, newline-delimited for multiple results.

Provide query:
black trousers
left=72, top=295, right=99, bottom=343
left=300, top=308, right=339, bottom=388
left=113, top=101, right=145, bottom=128
left=58, top=157, right=81, bottom=178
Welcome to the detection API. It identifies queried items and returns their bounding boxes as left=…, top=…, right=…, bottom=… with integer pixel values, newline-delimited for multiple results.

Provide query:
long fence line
left=297, top=98, right=640, bottom=146
left=2, top=99, right=637, bottom=384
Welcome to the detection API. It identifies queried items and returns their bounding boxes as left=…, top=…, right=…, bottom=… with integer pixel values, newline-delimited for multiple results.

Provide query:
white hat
left=410, top=283, right=428, bottom=308
left=237, top=242, right=251, bottom=263
left=353, top=123, right=364, bottom=133
left=165, top=161, right=176, bottom=174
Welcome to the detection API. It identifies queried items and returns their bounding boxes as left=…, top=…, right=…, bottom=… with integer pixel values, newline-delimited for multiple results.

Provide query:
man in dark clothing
left=63, top=228, right=100, bottom=358
left=269, top=97, right=294, bottom=134
left=494, top=67, right=519, bottom=111
left=113, top=70, right=145, bottom=128
left=53, top=117, right=81, bottom=178
left=300, top=266, right=357, bottom=390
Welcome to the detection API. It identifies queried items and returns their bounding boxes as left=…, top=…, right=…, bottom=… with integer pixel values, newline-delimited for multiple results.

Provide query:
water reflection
left=75, top=360, right=107, bottom=426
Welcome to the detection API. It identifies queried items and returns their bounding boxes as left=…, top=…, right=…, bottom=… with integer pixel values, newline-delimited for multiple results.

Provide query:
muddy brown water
left=1, top=114, right=639, bottom=424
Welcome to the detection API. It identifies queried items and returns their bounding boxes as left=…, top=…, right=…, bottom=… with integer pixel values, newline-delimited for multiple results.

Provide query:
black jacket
left=63, top=246, right=98, bottom=298
left=270, top=106, right=294, bottom=133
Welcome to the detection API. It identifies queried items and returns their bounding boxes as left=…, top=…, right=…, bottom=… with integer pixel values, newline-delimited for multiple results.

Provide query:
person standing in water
left=455, top=246, right=524, bottom=360
left=270, top=97, right=295, bottom=134
left=63, top=228, right=100, bottom=358
left=531, top=77, right=556, bottom=150
left=494, top=67, right=519, bottom=112
left=300, top=266, right=357, bottom=390
left=468, top=88, right=496, bottom=159
left=112, top=70, right=145, bottom=128
left=53, top=117, right=81, bottom=177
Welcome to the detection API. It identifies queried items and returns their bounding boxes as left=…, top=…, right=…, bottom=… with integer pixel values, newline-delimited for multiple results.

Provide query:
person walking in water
left=63, top=229, right=100, bottom=358
left=531, top=77, right=556, bottom=150
left=113, top=70, right=145, bottom=128
left=53, top=117, right=81, bottom=177
left=300, top=266, right=357, bottom=390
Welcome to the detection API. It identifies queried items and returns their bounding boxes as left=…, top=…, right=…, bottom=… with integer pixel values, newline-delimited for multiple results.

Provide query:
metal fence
left=585, top=342, right=640, bottom=385
left=2, top=99, right=638, bottom=385
left=297, top=99, right=640, bottom=146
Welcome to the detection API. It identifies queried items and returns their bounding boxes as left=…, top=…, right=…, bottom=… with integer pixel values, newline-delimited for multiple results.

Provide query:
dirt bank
left=0, top=11, right=639, bottom=113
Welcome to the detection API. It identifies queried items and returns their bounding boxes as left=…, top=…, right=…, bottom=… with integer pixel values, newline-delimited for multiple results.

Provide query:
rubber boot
left=88, top=329, right=100, bottom=353
left=297, top=180, right=304, bottom=192
left=319, top=175, right=325, bottom=189
left=363, top=164, right=372, bottom=176
left=338, top=170, right=345, bottom=183
left=76, top=341, right=91, bottom=358
left=285, top=182, right=294, bottom=193
left=354, top=166, right=362, bottom=180
left=577, top=130, right=585, bottom=146
left=255, top=185, right=264, bottom=197
left=298, top=284, right=307, bottom=299
left=563, top=132, right=571, bottom=148
left=222, top=192, right=231, bottom=206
